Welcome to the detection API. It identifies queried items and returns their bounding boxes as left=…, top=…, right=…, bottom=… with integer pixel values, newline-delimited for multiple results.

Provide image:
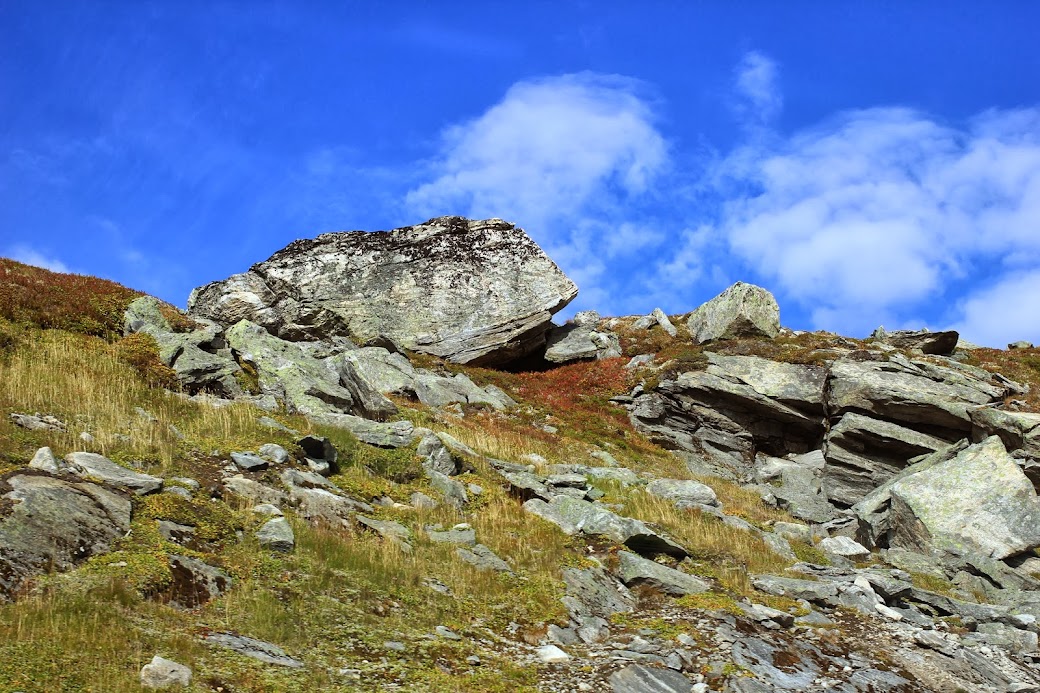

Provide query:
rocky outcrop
left=630, top=353, right=827, bottom=477
left=686, top=282, right=780, bottom=344
left=544, top=311, right=622, bottom=364
left=0, top=471, right=132, bottom=599
left=869, top=327, right=960, bottom=355
left=188, top=217, right=578, bottom=366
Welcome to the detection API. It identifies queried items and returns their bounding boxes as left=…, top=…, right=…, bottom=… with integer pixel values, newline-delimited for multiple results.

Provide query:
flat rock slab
left=204, top=633, right=304, bottom=668
left=645, top=479, right=718, bottom=507
left=456, top=544, right=512, bottom=572
left=66, top=452, right=163, bottom=495
left=308, top=412, right=416, bottom=448
left=0, top=472, right=132, bottom=598
left=523, top=496, right=688, bottom=559
left=609, top=664, right=696, bottom=692
left=188, top=217, right=578, bottom=366
left=616, top=550, right=710, bottom=596
left=230, top=452, right=268, bottom=471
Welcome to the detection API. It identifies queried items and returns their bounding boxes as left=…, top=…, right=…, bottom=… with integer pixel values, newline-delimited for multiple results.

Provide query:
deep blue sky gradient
left=2, top=2, right=1039, bottom=345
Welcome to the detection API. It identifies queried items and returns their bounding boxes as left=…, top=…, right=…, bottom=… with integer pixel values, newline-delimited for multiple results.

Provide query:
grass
left=962, top=346, right=1040, bottom=411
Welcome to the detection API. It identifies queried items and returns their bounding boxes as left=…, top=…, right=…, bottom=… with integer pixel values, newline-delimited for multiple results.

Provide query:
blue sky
left=2, top=2, right=1039, bottom=347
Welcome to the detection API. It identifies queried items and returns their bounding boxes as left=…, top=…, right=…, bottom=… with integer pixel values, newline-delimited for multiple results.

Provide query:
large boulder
left=686, top=282, right=780, bottom=344
left=888, top=436, right=1040, bottom=559
left=0, top=472, right=132, bottom=599
left=188, top=217, right=578, bottom=366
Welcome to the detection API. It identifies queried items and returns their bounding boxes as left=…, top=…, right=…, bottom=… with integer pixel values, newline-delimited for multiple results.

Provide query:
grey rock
left=410, top=491, right=438, bottom=509
left=456, top=544, right=512, bottom=572
left=256, top=517, right=294, bottom=552
left=188, top=217, right=578, bottom=366
left=0, top=473, right=132, bottom=598
left=417, top=432, right=456, bottom=476
left=523, top=496, right=688, bottom=558
left=686, top=282, right=780, bottom=344
left=969, top=406, right=1040, bottom=464
left=645, top=479, right=719, bottom=507
left=828, top=355, right=1008, bottom=433
left=356, top=514, right=411, bottom=548
left=741, top=602, right=795, bottom=628
left=157, top=520, right=196, bottom=545
left=65, top=452, right=163, bottom=495
left=258, top=443, right=290, bottom=464
left=168, top=555, right=232, bottom=608
left=205, top=632, right=303, bottom=668
left=28, top=446, right=62, bottom=473
left=751, top=575, right=839, bottom=604
left=230, top=452, right=268, bottom=472
left=427, top=526, right=476, bottom=546
left=225, top=320, right=393, bottom=418
left=631, top=354, right=827, bottom=476
left=10, top=412, right=66, bottom=432
left=251, top=503, right=283, bottom=516
left=872, top=328, right=960, bottom=355
left=822, top=412, right=950, bottom=506
left=535, top=644, right=570, bottom=663
left=818, top=536, right=870, bottom=559
left=140, top=655, right=192, bottom=689
left=889, top=436, right=1040, bottom=558
left=427, top=470, right=468, bottom=508
left=258, top=415, right=297, bottom=434
left=773, top=522, right=813, bottom=544
left=498, top=470, right=552, bottom=501
left=651, top=308, right=678, bottom=337
left=544, top=322, right=622, bottom=364
left=223, top=476, right=288, bottom=506
left=562, top=566, right=635, bottom=643
left=290, top=486, right=371, bottom=528
left=1009, top=341, right=1035, bottom=350
left=308, top=412, right=416, bottom=448
left=585, top=466, right=641, bottom=485
left=615, top=551, right=711, bottom=596
left=609, top=664, right=695, bottom=692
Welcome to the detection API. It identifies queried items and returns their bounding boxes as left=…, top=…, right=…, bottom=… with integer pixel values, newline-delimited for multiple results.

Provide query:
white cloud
left=708, top=105, right=1040, bottom=338
left=733, top=51, right=782, bottom=128
left=405, top=72, right=668, bottom=233
left=4, top=245, right=71, bottom=273
left=952, top=271, right=1040, bottom=348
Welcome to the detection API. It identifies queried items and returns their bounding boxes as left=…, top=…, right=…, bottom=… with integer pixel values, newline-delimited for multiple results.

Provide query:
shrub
left=0, top=258, right=141, bottom=339
left=114, top=333, right=178, bottom=389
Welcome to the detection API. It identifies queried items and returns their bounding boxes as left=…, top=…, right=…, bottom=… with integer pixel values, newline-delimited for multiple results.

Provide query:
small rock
left=435, top=625, right=462, bottom=640
left=251, top=503, right=284, bottom=516
left=140, top=655, right=192, bottom=689
left=819, top=536, right=871, bottom=559
left=410, top=491, right=439, bottom=509
left=258, top=443, right=290, bottom=464
left=28, top=446, right=61, bottom=473
left=256, top=517, right=295, bottom=552
left=536, top=644, right=570, bottom=663
left=1009, top=341, right=1035, bottom=350
left=204, top=632, right=303, bottom=667
left=230, top=452, right=268, bottom=472
left=79, top=431, right=95, bottom=444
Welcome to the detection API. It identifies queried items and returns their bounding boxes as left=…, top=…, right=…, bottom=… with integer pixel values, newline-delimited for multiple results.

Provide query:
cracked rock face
left=187, top=217, right=578, bottom=366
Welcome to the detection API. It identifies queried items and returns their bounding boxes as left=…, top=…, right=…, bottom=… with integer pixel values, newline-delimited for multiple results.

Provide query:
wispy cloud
left=701, top=102, right=1040, bottom=343
left=732, top=51, right=782, bottom=130
left=4, top=244, right=72, bottom=274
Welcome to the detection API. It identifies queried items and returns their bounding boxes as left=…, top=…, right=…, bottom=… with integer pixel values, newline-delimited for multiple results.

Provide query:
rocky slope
left=1, top=223, right=1040, bottom=692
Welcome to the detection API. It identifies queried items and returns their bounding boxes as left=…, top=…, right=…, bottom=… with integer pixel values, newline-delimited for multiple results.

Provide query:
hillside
left=2, top=219, right=1040, bottom=693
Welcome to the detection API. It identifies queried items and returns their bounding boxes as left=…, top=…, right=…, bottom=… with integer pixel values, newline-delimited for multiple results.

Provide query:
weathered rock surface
left=644, top=479, right=719, bottom=507
left=167, top=555, right=232, bottom=608
left=545, top=311, right=622, bottom=363
left=225, top=320, right=395, bottom=418
left=615, top=550, right=710, bottom=596
left=256, top=517, right=294, bottom=553
left=870, top=327, right=960, bottom=355
left=523, top=496, right=687, bottom=558
left=686, top=282, right=780, bottom=344
left=828, top=354, right=1008, bottom=433
left=65, top=452, right=164, bottom=495
left=630, top=353, right=827, bottom=476
left=204, top=633, right=303, bottom=667
left=188, top=217, right=578, bottom=366
left=140, top=655, right=192, bottom=689
left=0, top=472, right=132, bottom=598
left=823, top=412, right=949, bottom=506
left=609, top=664, right=696, bottom=692
left=888, top=436, right=1040, bottom=559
